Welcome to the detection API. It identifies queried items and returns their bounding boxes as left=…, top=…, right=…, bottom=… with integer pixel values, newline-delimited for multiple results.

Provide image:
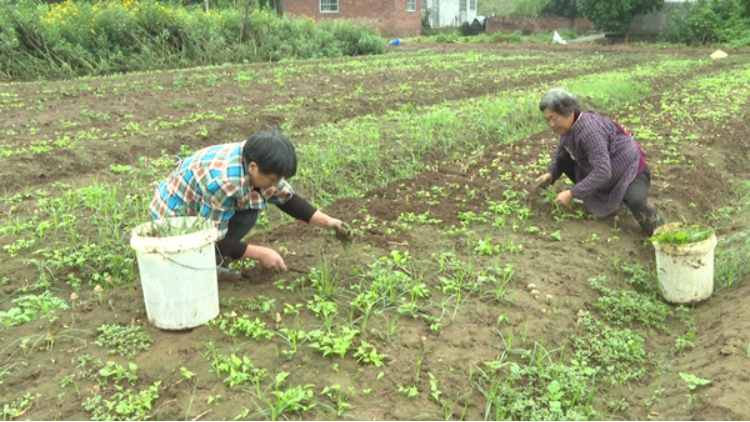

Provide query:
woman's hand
left=537, top=173, right=554, bottom=187
left=310, top=211, right=344, bottom=231
left=326, top=217, right=344, bottom=232
left=243, top=245, right=287, bottom=271
left=555, top=190, right=575, bottom=207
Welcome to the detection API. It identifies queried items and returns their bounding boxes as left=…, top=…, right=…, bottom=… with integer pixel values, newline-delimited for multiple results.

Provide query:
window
left=407, top=0, right=416, bottom=12
left=459, top=0, right=467, bottom=11
left=469, top=0, right=476, bottom=11
left=320, top=0, right=339, bottom=13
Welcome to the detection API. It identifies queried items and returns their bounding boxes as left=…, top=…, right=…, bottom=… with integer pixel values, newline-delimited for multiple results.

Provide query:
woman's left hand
left=555, top=190, right=575, bottom=207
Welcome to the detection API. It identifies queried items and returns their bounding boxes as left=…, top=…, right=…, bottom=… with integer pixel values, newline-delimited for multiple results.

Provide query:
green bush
left=0, top=0, right=387, bottom=80
left=662, top=0, right=750, bottom=46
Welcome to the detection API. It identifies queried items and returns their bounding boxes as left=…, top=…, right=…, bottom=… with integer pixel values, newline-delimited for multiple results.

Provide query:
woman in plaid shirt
left=536, top=88, right=664, bottom=235
left=150, top=130, right=345, bottom=271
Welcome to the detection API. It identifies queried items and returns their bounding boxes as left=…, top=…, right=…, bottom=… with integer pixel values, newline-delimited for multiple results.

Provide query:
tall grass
left=0, top=0, right=386, bottom=81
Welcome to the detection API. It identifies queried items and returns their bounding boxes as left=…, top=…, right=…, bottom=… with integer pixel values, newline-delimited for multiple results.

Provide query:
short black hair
left=242, top=130, right=297, bottom=179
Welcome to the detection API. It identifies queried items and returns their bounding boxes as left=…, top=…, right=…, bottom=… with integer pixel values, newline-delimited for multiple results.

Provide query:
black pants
left=556, top=151, right=663, bottom=235
left=216, top=209, right=258, bottom=262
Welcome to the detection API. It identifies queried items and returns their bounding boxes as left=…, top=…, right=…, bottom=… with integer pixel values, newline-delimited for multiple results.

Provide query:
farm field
left=1, top=44, right=750, bottom=421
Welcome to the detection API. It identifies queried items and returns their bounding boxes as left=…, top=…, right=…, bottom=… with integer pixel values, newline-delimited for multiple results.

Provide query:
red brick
left=284, top=0, right=422, bottom=38
left=485, top=15, right=594, bottom=35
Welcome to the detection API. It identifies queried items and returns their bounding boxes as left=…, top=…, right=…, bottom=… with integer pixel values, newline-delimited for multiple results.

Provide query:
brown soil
left=1, top=45, right=749, bottom=421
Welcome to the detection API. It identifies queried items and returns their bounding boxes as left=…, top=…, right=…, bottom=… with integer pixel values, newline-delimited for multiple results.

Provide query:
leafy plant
left=353, top=341, right=387, bottom=367
left=2, top=393, right=35, bottom=420
left=650, top=223, right=713, bottom=244
left=82, top=381, right=161, bottom=421
left=95, top=325, right=153, bottom=359
left=475, top=350, right=598, bottom=420
left=680, top=372, right=711, bottom=390
left=308, top=327, right=360, bottom=358
left=321, top=385, right=354, bottom=417
left=0, top=291, right=69, bottom=329
left=589, top=276, right=672, bottom=331
left=574, top=313, right=648, bottom=385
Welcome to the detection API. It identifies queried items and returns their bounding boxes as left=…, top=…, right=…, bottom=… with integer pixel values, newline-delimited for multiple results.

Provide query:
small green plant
left=95, top=325, right=153, bottom=358
left=679, top=372, right=711, bottom=390
left=208, top=313, right=275, bottom=345
left=307, top=327, right=360, bottom=358
left=582, top=233, right=599, bottom=245
left=181, top=367, right=196, bottom=380
left=353, top=341, right=387, bottom=367
left=398, top=385, right=419, bottom=398
left=2, top=393, right=35, bottom=420
left=0, top=291, right=69, bottom=329
left=82, top=381, right=161, bottom=421
left=321, top=385, right=354, bottom=417
left=428, top=372, right=442, bottom=403
left=307, top=257, right=340, bottom=299
left=98, top=361, right=139, bottom=385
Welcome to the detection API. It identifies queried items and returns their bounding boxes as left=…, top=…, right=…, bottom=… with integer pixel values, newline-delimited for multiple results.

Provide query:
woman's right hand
left=244, top=245, right=287, bottom=271
left=536, top=173, right=554, bottom=187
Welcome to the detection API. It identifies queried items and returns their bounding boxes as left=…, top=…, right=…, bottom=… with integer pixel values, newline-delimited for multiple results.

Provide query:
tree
left=540, top=0, right=580, bottom=19
left=576, top=0, right=664, bottom=34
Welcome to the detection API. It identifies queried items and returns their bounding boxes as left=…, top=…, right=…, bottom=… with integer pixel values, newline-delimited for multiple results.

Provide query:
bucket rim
left=130, top=217, right=221, bottom=253
left=652, top=222, right=717, bottom=255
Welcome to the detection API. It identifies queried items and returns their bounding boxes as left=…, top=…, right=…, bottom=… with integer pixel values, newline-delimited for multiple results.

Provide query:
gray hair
left=539, top=88, right=581, bottom=117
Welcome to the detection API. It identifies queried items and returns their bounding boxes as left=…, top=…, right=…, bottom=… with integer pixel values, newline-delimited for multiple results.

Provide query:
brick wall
left=284, top=0, right=422, bottom=38
left=485, top=15, right=594, bottom=35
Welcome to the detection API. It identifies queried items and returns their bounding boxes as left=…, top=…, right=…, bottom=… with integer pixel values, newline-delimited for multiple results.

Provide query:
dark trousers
left=556, top=151, right=663, bottom=235
left=216, top=209, right=258, bottom=262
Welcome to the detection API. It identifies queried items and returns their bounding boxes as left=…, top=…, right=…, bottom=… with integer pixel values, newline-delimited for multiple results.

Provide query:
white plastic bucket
left=652, top=222, right=717, bottom=304
left=130, top=217, right=221, bottom=330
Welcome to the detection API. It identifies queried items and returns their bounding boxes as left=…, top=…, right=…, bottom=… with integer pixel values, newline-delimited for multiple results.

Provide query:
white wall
left=423, top=0, right=477, bottom=28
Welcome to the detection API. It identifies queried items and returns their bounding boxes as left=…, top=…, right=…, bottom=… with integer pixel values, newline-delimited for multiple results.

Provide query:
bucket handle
left=155, top=250, right=220, bottom=271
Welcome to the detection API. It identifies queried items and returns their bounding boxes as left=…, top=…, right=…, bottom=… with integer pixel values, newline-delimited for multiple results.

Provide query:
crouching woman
left=536, top=88, right=664, bottom=235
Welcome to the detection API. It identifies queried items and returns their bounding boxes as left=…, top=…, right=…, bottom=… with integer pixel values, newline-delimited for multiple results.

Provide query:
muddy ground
left=1, top=44, right=749, bottom=421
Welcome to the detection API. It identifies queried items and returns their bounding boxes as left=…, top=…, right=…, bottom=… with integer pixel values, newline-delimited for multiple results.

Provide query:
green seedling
left=428, top=373, right=442, bottom=403
left=95, top=324, right=153, bottom=358
left=398, top=385, right=419, bottom=398
left=679, top=373, right=711, bottom=390
left=2, top=393, right=35, bottom=420
left=307, top=327, right=359, bottom=358
left=353, top=341, right=387, bottom=367
left=181, top=367, right=196, bottom=380
left=82, top=381, right=161, bottom=421
left=321, top=385, right=354, bottom=417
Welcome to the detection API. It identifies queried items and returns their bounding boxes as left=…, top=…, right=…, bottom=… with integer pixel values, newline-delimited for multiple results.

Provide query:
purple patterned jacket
left=547, top=111, right=643, bottom=217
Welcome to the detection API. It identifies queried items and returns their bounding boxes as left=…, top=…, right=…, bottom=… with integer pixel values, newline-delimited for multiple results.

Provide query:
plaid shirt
left=547, top=111, right=641, bottom=217
left=149, top=141, right=295, bottom=236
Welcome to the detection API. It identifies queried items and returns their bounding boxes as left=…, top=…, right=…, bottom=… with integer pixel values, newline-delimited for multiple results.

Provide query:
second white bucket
left=652, top=222, right=717, bottom=304
left=130, top=217, right=221, bottom=330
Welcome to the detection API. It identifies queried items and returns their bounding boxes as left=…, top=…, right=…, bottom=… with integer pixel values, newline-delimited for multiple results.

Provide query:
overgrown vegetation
left=662, top=0, right=750, bottom=46
left=0, top=0, right=386, bottom=81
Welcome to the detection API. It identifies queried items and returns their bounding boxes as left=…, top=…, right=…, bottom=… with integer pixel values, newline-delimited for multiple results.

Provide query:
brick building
left=283, top=0, right=422, bottom=38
